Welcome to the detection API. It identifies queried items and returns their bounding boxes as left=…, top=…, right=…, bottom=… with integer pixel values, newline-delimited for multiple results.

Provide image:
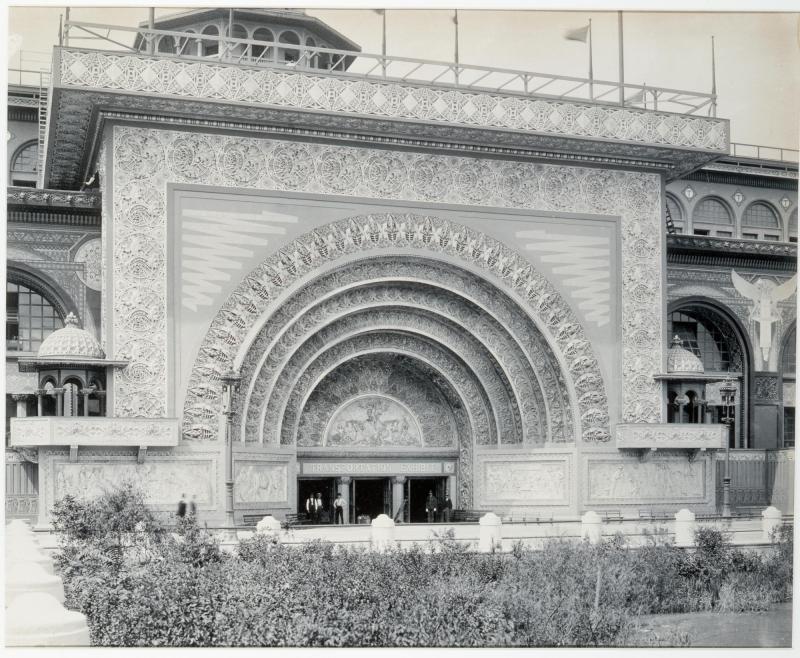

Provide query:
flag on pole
left=565, top=24, right=590, bottom=43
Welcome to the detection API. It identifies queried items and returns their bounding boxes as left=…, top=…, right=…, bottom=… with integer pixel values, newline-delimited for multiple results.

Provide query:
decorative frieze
left=9, top=417, right=179, bottom=448
left=586, top=457, right=708, bottom=503
left=754, top=375, right=781, bottom=402
left=616, top=423, right=727, bottom=450
left=7, top=187, right=101, bottom=209
left=59, top=49, right=728, bottom=152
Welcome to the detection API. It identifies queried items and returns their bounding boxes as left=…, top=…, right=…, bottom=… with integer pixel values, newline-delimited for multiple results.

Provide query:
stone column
left=392, top=476, right=406, bottom=522
left=447, top=475, right=457, bottom=508
left=674, top=508, right=696, bottom=547
left=80, top=389, right=93, bottom=417
left=36, top=389, right=44, bottom=416
left=53, top=388, right=64, bottom=417
left=11, top=394, right=30, bottom=418
left=338, top=476, right=351, bottom=524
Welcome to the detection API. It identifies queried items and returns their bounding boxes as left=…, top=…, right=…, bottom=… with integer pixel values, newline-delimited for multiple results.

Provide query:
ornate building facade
left=6, top=9, right=796, bottom=525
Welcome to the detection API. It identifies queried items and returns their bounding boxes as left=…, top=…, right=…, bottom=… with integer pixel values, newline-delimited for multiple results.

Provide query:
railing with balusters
left=729, top=143, right=799, bottom=164
left=59, top=19, right=718, bottom=117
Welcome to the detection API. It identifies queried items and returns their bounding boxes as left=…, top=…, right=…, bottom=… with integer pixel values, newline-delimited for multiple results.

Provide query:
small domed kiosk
left=16, top=313, right=127, bottom=417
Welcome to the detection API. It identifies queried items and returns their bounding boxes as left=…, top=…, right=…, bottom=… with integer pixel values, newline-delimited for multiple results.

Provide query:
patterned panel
left=516, top=229, right=611, bottom=326
left=112, top=127, right=663, bottom=433
left=586, top=458, right=708, bottom=503
left=61, top=50, right=727, bottom=151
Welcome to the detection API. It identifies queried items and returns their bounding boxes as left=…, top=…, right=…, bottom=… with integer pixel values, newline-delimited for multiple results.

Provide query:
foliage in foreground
left=52, top=487, right=793, bottom=648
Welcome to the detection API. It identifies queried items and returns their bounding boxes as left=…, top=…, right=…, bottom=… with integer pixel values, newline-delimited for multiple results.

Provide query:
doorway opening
left=350, top=477, right=390, bottom=523
left=297, top=477, right=336, bottom=523
left=407, top=477, right=448, bottom=523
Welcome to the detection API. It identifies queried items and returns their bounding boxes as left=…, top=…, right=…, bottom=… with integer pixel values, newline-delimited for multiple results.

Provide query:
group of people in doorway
left=304, top=489, right=453, bottom=524
left=425, top=490, right=453, bottom=523
left=306, top=491, right=347, bottom=524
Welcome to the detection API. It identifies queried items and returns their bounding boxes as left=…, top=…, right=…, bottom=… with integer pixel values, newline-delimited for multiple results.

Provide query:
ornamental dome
left=666, top=335, right=704, bottom=374
left=37, top=313, right=105, bottom=360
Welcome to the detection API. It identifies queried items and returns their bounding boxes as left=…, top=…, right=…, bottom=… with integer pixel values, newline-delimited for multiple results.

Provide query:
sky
left=6, top=2, right=800, bottom=148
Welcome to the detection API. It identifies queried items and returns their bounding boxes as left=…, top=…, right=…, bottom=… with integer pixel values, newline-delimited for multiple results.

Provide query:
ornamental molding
left=111, top=126, right=663, bottom=434
left=46, top=47, right=727, bottom=187
left=754, top=375, right=780, bottom=402
left=9, top=417, right=179, bottom=448
left=704, top=162, right=798, bottom=180
left=616, top=423, right=727, bottom=449
left=667, top=234, right=798, bottom=259
left=7, top=187, right=102, bottom=209
left=57, top=48, right=727, bottom=149
left=236, top=264, right=560, bottom=448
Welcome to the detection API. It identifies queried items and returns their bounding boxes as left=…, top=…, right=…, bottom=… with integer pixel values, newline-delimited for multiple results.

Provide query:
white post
left=674, top=508, right=696, bottom=547
left=371, top=514, right=396, bottom=552
left=761, top=506, right=783, bottom=542
left=255, top=515, right=283, bottom=545
left=6, top=592, right=90, bottom=646
left=581, top=511, right=603, bottom=544
left=479, top=512, right=502, bottom=552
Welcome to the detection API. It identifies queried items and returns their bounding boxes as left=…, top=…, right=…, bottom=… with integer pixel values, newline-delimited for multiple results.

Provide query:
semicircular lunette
left=183, top=214, right=609, bottom=444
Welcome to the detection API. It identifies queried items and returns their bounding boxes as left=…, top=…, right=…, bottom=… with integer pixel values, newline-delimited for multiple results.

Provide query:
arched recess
left=779, top=321, right=796, bottom=448
left=183, top=215, right=609, bottom=456
left=7, top=263, right=78, bottom=321
left=668, top=296, right=755, bottom=447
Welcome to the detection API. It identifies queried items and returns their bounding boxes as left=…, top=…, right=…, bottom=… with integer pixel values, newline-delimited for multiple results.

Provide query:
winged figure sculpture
left=731, top=270, right=797, bottom=362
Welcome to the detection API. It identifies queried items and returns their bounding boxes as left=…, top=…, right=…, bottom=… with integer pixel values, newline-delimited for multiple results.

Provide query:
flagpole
left=618, top=11, right=625, bottom=106
left=454, top=9, right=460, bottom=84
left=711, top=35, right=717, bottom=117
left=588, top=18, right=594, bottom=100
left=382, top=10, right=387, bottom=77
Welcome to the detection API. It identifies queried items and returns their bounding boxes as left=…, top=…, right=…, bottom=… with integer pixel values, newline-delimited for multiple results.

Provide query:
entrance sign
left=303, top=462, right=448, bottom=476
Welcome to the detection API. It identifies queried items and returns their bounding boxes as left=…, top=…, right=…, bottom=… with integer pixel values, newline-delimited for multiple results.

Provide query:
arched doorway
left=183, top=215, right=610, bottom=512
left=668, top=299, right=753, bottom=447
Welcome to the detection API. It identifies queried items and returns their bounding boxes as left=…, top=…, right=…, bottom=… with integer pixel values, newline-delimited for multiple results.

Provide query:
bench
left=242, top=513, right=270, bottom=526
left=601, top=510, right=623, bottom=522
left=282, top=513, right=310, bottom=529
left=451, top=509, right=482, bottom=522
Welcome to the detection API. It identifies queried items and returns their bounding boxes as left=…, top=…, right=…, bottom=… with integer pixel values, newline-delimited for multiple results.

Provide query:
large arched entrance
left=182, top=214, right=609, bottom=510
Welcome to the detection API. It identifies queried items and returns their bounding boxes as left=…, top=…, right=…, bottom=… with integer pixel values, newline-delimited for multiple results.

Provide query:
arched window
left=669, top=304, right=749, bottom=447
left=781, top=326, right=796, bottom=448
left=63, top=378, right=84, bottom=417
left=305, top=36, right=317, bottom=68
left=742, top=202, right=782, bottom=241
left=666, top=195, right=684, bottom=233
left=201, top=25, right=220, bottom=57
left=11, top=142, right=38, bottom=173
left=157, top=35, right=176, bottom=54
left=251, top=28, right=274, bottom=60
left=6, top=281, right=64, bottom=353
left=692, top=197, right=733, bottom=238
left=279, top=30, right=300, bottom=63
left=229, top=24, right=248, bottom=58
left=177, top=29, right=197, bottom=56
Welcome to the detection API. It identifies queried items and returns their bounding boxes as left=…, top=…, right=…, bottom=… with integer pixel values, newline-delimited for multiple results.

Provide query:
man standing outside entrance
left=333, top=491, right=345, bottom=524
left=425, top=490, right=438, bottom=523
left=306, top=492, right=320, bottom=523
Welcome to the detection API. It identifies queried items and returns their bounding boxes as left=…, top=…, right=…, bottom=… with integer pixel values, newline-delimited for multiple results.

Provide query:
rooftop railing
left=729, top=143, right=799, bottom=164
left=61, top=19, right=718, bottom=117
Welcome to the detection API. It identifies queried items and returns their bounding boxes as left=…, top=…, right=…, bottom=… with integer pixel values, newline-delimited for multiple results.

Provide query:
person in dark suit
left=442, top=496, right=453, bottom=523
left=177, top=493, right=187, bottom=519
left=425, top=491, right=438, bottom=523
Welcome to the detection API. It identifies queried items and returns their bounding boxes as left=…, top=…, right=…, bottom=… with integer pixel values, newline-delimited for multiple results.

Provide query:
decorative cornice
left=667, top=234, right=797, bottom=267
left=704, top=161, right=798, bottom=180
left=7, top=187, right=101, bottom=209
left=43, top=47, right=729, bottom=189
